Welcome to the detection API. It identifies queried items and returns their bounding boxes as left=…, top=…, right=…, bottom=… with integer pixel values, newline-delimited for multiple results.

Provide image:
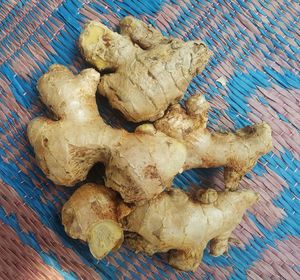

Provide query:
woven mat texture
left=0, top=0, right=299, bottom=279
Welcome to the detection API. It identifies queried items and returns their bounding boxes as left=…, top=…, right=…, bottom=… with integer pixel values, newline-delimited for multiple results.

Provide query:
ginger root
left=28, top=66, right=272, bottom=201
left=62, top=183, right=259, bottom=271
left=27, top=65, right=186, bottom=203
left=62, top=183, right=126, bottom=259
left=154, top=94, right=273, bottom=190
left=79, top=16, right=212, bottom=122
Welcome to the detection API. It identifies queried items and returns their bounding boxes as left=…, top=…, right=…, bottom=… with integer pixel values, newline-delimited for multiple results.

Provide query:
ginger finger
left=119, top=16, right=168, bottom=49
left=154, top=94, right=273, bottom=189
left=124, top=188, right=259, bottom=271
left=79, top=17, right=212, bottom=122
left=28, top=65, right=186, bottom=203
left=61, top=183, right=124, bottom=259
left=63, top=184, right=258, bottom=271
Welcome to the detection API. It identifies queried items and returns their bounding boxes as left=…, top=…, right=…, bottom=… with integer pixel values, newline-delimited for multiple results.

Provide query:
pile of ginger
left=28, top=17, right=272, bottom=272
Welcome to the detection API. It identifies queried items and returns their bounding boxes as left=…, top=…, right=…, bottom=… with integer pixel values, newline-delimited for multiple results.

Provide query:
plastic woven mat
left=1, top=0, right=299, bottom=279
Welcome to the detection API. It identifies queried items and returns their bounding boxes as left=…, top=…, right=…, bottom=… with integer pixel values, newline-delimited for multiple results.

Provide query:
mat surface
left=0, top=0, right=299, bottom=279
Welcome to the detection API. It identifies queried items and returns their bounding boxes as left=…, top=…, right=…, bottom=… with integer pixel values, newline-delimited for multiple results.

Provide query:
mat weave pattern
left=1, top=0, right=299, bottom=279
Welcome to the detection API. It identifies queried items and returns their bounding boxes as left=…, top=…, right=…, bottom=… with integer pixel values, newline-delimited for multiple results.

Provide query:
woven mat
left=1, top=0, right=299, bottom=279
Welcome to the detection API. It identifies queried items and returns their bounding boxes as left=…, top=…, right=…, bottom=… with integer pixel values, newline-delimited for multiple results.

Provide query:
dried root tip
left=119, top=16, right=167, bottom=49
left=168, top=249, right=203, bottom=272
left=228, top=237, right=241, bottom=245
left=210, top=238, right=229, bottom=257
left=243, top=190, right=260, bottom=205
left=185, top=94, right=210, bottom=128
left=186, top=94, right=210, bottom=116
left=87, top=220, right=124, bottom=259
left=197, top=188, right=218, bottom=204
left=224, top=168, right=243, bottom=190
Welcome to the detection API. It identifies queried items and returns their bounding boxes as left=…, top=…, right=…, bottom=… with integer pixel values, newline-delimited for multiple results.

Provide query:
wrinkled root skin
left=62, top=183, right=124, bottom=259
left=79, top=16, right=212, bottom=122
left=65, top=184, right=258, bottom=271
left=125, top=234, right=202, bottom=271
left=27, top=65, right=186, bottom=203
left=154, top=94, right=273, bottom=189
left=123, top=188, right=259, bottom=271
left=61, top=184, right=122, bottom=240
left=168, top=249, right=204, bottom=272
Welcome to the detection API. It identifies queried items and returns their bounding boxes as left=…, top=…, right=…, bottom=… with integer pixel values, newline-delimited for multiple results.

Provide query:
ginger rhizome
left=79, top=16, right=212, bottom=122
left=154, top=94, right=273, bottom=190
left=28, top=65, right=272, bottom=201
left=62, top=183, right=126, bottom=259
left=62, top=183, right=259, bottom=271
left=27, top=65, right=186, bottom=203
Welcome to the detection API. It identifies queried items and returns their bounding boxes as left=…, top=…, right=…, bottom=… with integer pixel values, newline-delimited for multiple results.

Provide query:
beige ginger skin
left=62, top=184, right=128, bottom=259
left=62, top=183, right=259, bottom=271
left=28, top=65, right=272, bottom=201
left=154, top=94, right=273, bottom=190
left=27, top=65, right=186, bottom=203
left=79, top=16, right=212, bottom=122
